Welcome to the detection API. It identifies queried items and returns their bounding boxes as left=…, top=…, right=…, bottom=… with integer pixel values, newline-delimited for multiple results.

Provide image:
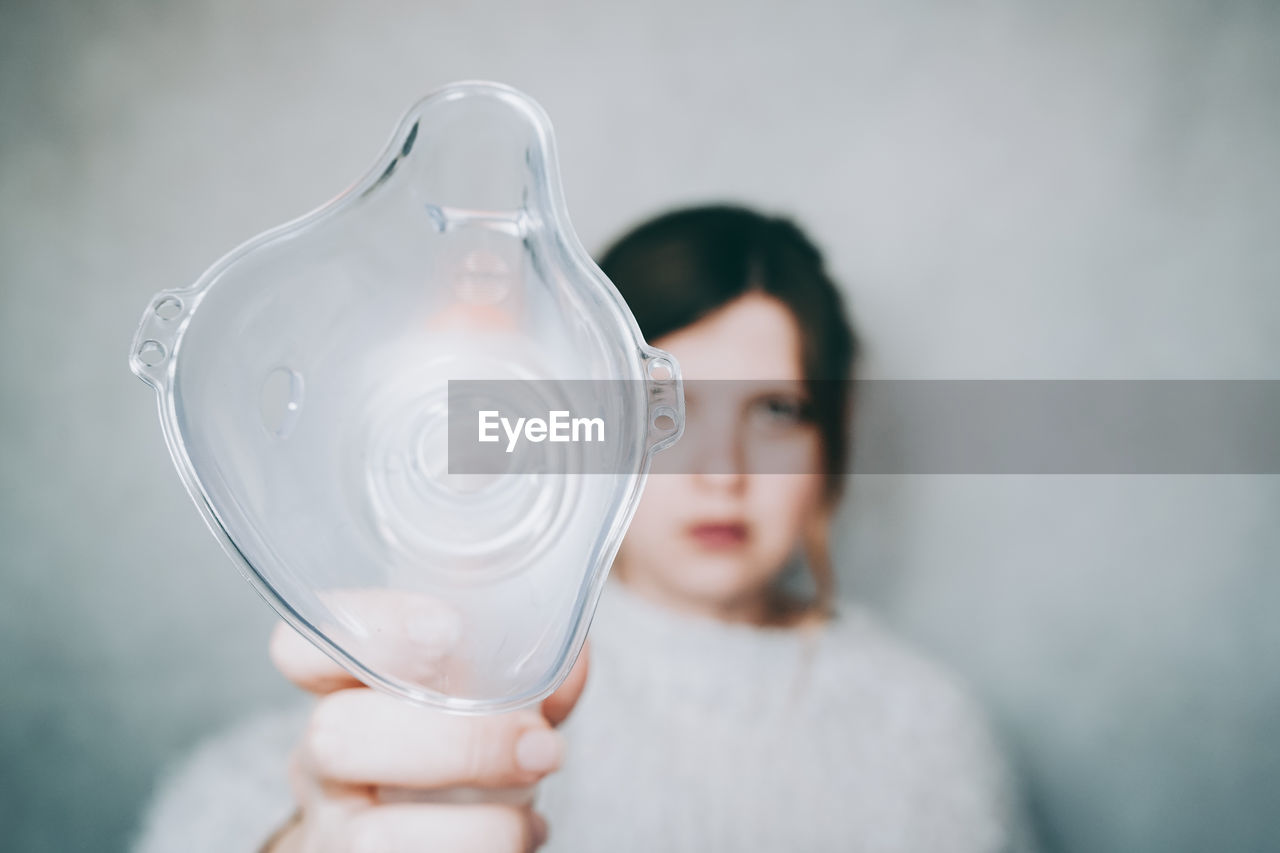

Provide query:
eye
left=748, top=393, right=812, bottom=427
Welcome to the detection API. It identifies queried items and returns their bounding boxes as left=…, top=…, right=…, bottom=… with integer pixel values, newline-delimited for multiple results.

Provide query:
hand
left=263, top=592, right=589, bottom=852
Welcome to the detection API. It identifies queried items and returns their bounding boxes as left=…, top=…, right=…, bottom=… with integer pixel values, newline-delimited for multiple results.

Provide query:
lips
left=687, top=521, right=749, bottom=548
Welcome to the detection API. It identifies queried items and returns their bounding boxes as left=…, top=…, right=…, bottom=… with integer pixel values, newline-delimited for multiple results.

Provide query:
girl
left=134, top=205, right=1035, bottom=852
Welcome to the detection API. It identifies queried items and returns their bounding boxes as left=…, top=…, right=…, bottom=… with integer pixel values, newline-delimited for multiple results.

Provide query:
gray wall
left=2, top=1, right=1277, bottom=851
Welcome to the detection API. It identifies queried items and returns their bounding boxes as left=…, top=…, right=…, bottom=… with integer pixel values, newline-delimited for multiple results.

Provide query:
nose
left=693, top=467, right=746, bottom=493
left=687, top=410, right=747, bottom=494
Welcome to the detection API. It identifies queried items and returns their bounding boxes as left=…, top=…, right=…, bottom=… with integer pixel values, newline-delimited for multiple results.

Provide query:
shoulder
left=130, top=701, right=309, bottom=853
left=813, top=600, right=993, bottom=731
left=806, top=603, right=1036, bottom=848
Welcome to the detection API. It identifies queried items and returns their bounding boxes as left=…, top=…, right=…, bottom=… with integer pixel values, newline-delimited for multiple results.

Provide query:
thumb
left=541, top=640, right=590, bottom=726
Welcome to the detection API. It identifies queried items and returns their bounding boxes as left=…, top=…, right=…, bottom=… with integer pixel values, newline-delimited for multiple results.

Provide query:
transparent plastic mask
left=129, top=81, right=684, bottom=713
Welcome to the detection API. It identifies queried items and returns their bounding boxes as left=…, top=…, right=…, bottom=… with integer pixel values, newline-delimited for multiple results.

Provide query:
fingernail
left=516, top=729, right=564, bottom=774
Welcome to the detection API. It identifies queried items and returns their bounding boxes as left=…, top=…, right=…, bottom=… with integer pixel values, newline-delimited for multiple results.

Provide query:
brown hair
left=599, top=204, right=860, bottom=619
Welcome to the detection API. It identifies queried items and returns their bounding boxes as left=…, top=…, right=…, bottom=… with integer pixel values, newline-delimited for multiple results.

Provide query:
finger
left=270, top=589, right=462, bottom=694
left=375, top=782, right=537, bottom=807
left=270, top=621, right=362, bottom=695
left=541, top=639, right=591, bottom=726
left=305, top=689, right=565, bottom=788
left=289, top=772, right=377, bottom=853
left=342, top=803, right=543, bottom=853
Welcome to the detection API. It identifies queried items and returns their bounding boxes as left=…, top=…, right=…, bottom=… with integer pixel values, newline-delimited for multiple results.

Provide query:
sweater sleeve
left=129, top=703, right=308, bottom=853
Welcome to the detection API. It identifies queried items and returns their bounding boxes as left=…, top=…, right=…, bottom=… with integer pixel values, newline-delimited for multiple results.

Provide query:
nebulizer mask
left=129, top=81, right=684, bottom=713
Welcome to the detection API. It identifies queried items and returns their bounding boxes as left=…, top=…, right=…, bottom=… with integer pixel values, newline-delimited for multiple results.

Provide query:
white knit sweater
left=132, top=580, right=1037, bottom=852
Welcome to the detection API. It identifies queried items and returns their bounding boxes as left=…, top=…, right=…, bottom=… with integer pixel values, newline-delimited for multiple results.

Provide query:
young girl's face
left=614, top=293, right=826, bottom=622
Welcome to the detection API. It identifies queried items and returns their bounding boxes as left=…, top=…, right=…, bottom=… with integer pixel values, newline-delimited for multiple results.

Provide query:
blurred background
left=2, top=0, right=1277, bottom=851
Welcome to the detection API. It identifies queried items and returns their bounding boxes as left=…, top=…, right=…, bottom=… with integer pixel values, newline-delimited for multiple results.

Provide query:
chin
left=663, top=554, right=771, bottom=608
